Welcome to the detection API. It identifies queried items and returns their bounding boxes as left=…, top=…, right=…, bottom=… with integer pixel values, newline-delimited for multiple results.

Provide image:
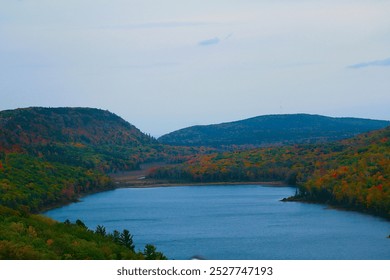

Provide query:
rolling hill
left=0, top=107, right=160, bottom=172
left=0, top=107, right=161, bottom=211
left=0, top=106, right=204, bottom=213
left=151, top=126, right=390, bottom=219
left=0, top=107, right=167, bottom=259
left=0, top=107, right=155, bottom=149
left=158, top=114, right=390, bottom=148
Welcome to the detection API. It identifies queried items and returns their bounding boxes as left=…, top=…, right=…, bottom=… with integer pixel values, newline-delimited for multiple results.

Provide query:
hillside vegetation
left=0, top=107, right=152, bottom=212
left=158, top=114, right=390, bottom=148
left=151, top=126, right=390, bottom=219
left=0, top=107, right=200, bottom=211
left=0, top=107, right=172, bottom=259
left=0, top=107, right=158, bottom=172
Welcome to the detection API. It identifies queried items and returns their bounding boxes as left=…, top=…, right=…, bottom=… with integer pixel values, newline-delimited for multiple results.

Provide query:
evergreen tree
left=119, top=229, right=135, bottom=251
left=75, top=219, right=87, bottom=229
left=95, top=225, right=106, bottom=236
left=110, top=230, right=120, bottom=243
left=143, top=244, right=167, bottom=260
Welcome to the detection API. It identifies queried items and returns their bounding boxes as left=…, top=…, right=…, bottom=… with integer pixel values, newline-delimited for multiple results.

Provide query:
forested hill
left=0, top=107, right=169, bottom=259
left=0, top=107, right=161, bottom=212
left=0, top=107, right=200, bottom=213
left=151, top=126, right=390, bottom=219
left=158, top=114, right=390, bottom=148
left=0, top=107, right=155, bottom=149
left=0, top=107, right=162, bottom=173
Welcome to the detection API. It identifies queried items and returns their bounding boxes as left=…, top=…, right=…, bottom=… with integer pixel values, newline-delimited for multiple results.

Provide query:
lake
left=44, top=185, right=390, bottom=260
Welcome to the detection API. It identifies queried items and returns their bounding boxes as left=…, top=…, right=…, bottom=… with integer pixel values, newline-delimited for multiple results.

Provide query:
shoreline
left=113, top=180, right=289, bottom=189
left=41, top=179, right=390, bottom=227
left=40, top=181, right=289, bottom=214
left=282, top=196, right=390, bottom=222
left=39, top=185, right=116, bottom=214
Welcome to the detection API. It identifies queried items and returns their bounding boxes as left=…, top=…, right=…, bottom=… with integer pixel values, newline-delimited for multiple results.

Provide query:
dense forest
left=0, top=107, right=204, bottom=211
left=0, top=107, right=178, bottom=259
left=151, top=126, right=390, bottom=219
left=0, top=107, right=201, bottom=172
left=0, top=206, right=166, bottom=260
left=159, top=114, right=390, bottom=148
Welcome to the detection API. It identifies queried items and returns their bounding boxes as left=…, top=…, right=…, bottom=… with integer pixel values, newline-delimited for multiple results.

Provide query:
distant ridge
left=158, top=114, right=390, bottom=147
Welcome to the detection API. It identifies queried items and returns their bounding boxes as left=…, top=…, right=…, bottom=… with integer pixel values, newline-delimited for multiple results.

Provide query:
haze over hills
left=158, top=114, right=390, bottom=148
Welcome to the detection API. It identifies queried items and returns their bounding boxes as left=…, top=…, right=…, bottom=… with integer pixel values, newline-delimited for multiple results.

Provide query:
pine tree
left=95, top=225, right=106, bottom=236
left=119, top=229, right=135, bottom=252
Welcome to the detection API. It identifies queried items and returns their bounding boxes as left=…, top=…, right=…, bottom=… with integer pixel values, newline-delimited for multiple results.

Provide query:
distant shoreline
left=40, top=180, right=289, bottom=215
left=115, top=180, right=288, bottom=189
left=110, top=167, right=289, bottom=189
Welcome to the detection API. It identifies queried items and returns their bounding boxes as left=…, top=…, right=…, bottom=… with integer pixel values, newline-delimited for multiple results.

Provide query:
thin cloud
left=100, top=21, right=212, bottom=30
left=198, top=33, right=233, bottom=47
left=198, top=37, right=220, bottom=46
left=348, top=57, right=390, bottom=69
left=224, top=33, right=233, bottom=40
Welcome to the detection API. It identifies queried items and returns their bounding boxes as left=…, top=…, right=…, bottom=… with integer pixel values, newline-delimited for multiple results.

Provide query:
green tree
left=143, top=244, right=167, bottom=260
left=110, top=230, right=120, bottom=243
left=119, top=229, right=135, bottom=252
left=95, top=225, right=106, bottom=236
left=75, top=219, right=87, bottom=229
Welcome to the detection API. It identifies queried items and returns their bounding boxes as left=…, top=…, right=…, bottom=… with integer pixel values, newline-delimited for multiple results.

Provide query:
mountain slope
left=0, top=107, right=154, bottom=149
left=158, top=114, right=390, bottom=147
left=0, top=107, right=202, bottom=212
left=0, top=107, right=167, bottom=259
left=0, top=107, right=160, bottom=173
left=0, top=107, right=160, bottom=211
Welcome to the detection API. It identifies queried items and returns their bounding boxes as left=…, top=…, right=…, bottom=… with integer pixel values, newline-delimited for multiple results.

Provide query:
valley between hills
left=0, top=107, right=389, bottom=259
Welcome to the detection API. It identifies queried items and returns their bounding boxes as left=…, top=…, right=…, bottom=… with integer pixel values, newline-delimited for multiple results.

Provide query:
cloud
left=100, top=21, right=211, bottom=30
left=198, top=37, right=220, bottom=46
left=348, top=57, right=390, bottom=69
left=224, top=33, right=233, bottom=40
left=198, top=33, right=232, bottom=47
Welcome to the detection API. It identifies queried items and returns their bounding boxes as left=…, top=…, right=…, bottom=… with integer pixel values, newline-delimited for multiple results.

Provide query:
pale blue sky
left=1, top=0, right=389, bottom=136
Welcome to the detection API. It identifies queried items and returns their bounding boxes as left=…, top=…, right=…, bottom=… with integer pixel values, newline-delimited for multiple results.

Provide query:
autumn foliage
left=150, top=127, right=390, bottom=219
left=0, top=107, right=176, bottom=259
left=1, top=107, right=388, bottom=259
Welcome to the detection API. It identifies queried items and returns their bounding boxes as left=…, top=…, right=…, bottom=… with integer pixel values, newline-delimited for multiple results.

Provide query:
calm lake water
left=44, top=185, right=390, bottom=260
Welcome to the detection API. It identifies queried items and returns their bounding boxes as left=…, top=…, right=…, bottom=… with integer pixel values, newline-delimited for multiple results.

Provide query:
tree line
left=149, top=127, right=390, bottom=219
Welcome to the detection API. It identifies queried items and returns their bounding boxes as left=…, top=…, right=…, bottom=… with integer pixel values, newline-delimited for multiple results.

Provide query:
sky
left=1, top=0, right=389, bottom=137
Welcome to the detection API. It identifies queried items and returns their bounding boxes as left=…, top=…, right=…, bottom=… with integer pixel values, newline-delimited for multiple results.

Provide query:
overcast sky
left=1, top=0, right=389, bottom=136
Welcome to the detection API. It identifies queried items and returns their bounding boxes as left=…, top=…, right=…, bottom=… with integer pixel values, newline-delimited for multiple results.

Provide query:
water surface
left=44, top=185, right=390, bottom=260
